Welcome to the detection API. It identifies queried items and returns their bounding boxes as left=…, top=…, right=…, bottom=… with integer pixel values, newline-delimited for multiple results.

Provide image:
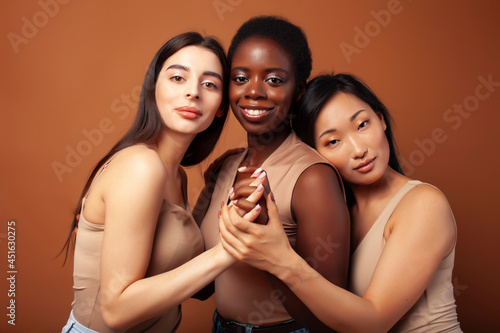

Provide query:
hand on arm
left=268, top=164, right=349, bottom=331
left=273, top=184, right=457, bottom=333
left=222, top=164, right=349, bottom=331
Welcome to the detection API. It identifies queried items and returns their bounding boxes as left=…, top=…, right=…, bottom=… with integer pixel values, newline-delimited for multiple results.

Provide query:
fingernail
left=228, top=187, right=234, bottom=199
left=256, top=184, right=264, bottom=192
left=254, top=204, right=261, bottom=212
left=258, top=171, right=266, bottom=180
left=251, top=168, right=262, bottom=177
left=218, top=211, right=221, bottom=218
left=237, top=166, right=247, bottom=172
left=270, top=192, right=275, bottom=202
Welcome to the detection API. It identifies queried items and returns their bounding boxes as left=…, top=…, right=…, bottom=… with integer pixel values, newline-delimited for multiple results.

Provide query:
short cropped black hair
left=228, top=15, right=312, bottom=87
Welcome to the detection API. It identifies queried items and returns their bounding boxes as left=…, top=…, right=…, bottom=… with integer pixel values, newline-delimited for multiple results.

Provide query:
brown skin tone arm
left=232, top=164, right=349, bottom=331
left=270, top=164, right=349, bottom=331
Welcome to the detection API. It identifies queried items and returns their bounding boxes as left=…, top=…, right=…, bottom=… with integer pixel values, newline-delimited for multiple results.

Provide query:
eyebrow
left=166, top=64, right=222, bottom=81
left=318, top=109, right=366, bottom=139
left=231, top=66, right=289, bottom=74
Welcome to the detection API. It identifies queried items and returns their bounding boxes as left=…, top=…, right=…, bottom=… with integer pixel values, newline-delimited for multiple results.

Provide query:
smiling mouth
left=240, top=106, right=273, bottom=121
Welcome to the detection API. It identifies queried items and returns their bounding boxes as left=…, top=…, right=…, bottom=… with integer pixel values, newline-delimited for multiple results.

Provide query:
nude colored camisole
left=349, top=180, right=462, bottom=332
left=71, top=155, right=204, bottom=332
left=201, top=132, right=339, bottom=325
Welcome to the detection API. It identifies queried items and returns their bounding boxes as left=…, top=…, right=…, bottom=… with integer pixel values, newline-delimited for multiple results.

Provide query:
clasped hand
left=218, top=168, right=294, bottom=276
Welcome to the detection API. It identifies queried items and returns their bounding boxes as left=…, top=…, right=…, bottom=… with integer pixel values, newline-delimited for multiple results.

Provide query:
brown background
left=1, top=0, right=499, bottom=332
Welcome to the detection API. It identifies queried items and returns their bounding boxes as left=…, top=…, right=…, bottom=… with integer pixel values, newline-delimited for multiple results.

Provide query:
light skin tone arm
left=95, top=149, right=235, bottom=332
left=230, top=165, right=350, bottom=331
left=220, top=184, right=456, bottom=333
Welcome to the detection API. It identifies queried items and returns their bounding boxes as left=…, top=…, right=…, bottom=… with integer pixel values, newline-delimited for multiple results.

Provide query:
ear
left=377, top=112, right=387, bottom=131
left=216, top=107, right=225, bottom=118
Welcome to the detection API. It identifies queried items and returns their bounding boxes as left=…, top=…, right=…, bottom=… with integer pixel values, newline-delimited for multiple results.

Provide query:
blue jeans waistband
left=61, top=311, right=99, bottom=333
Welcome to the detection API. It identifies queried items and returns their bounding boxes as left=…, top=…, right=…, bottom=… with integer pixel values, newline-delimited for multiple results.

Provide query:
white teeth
left=243, top=108, right=268, bottom=116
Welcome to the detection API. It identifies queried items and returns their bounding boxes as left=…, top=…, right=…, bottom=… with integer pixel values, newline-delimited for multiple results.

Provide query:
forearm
left=267, top=273, right=335, bottom=332
left=276, top=253, right=386, bottom=333
left=102, top=244, right=234, bottom=331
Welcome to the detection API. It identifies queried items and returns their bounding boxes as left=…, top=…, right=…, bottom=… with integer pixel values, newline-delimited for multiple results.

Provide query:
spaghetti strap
left=82, top=155, right=117, bottom=209
left=81, top=145, right=150, bottom=208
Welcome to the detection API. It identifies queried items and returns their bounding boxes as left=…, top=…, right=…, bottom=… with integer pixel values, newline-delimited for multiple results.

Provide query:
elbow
left=101, top=302, right=129, bottom=333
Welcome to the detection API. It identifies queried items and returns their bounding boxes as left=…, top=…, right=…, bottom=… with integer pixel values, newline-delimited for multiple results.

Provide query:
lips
left=239, top=105, right=273, bottom=121
left=354, top=157, right=375, bottom=173
left=176, top=106, right=201, bottom=119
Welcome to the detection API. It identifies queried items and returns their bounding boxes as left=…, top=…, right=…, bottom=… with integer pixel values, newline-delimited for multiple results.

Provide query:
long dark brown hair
left=61, top=32, right=229, bottom=264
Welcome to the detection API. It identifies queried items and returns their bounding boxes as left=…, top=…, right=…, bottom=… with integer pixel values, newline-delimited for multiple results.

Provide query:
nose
left=186, top=83, right=200, bottom=100
left=349, top=136, right=367, bottom=159
left=245, top=78, right=266, bottom=100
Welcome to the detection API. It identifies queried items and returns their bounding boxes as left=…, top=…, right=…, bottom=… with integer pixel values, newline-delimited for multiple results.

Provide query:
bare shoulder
left=398, top=183, right=452, bottom=217
left=390, top=182, right=456, bottom=251
left=103, top=145, right=167, bottom=189
left=296, top=163, right=342, bottom=192
left=293, top=163, right=346, bottom=213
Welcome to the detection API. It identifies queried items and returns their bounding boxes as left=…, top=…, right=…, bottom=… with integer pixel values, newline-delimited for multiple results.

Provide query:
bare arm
left=98, top=149, right=235, bottom=331
left=221, top=184, right=456, bottom=332
left=269, top=164, right=349, bottom=331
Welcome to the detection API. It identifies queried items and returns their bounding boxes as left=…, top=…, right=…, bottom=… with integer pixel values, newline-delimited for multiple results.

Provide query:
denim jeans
left=61, top=311, right=98, bottom=333
left=212, top=310, right=310, bottom=333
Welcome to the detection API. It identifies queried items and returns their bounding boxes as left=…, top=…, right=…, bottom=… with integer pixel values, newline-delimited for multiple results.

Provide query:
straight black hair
left=294, top=73, right=404, bottom=205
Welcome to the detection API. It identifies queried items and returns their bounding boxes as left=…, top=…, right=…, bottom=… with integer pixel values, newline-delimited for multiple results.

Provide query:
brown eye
left=170, top=76, right=184, bottom=82
left=232, top=75, right=247, bottom=84
left=266, top=77, right=284, bottom=85
left=358, top=120, right=369, bottom=130
left=327, top=139, right=340, bottom=147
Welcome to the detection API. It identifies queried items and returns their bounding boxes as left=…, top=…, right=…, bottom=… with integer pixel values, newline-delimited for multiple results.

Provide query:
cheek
left=273, top=88, right=295, bottom=108
left=316, top=147, right=347, bottom=171
left=229, top=84, right=241, bottom=104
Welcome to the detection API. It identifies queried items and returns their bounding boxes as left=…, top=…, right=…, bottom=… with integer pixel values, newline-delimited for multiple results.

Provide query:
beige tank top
left=201, top=132, right=338, bottom=325
left=349, top=180, right=462, bottom=332
left=72, top=154, right=204, bottom=332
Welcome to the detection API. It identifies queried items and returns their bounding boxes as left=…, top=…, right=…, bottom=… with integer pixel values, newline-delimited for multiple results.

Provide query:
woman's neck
left=154, top=129, right=196, bottom=174
left=349, top=168, right=409, bottom=210
left=244, top=126, right=291, bottom=167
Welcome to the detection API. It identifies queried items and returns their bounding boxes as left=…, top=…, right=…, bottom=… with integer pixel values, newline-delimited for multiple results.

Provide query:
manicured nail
left=254, top=204, right=261, bottom=212
left=256, top=184, right=264, bottom=192
left=228, top=187, right=234, bottom=199
left=237, top=166, right=247, bottom=172
left=251, top=168, right=262, bottom=177
left=258, top=171, right=266, bottom=180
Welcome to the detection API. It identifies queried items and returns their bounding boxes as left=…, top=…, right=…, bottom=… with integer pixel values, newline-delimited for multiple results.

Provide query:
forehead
left=162, top=45, right=222, bottom=74
left=231, top=37, right=293, bottom=69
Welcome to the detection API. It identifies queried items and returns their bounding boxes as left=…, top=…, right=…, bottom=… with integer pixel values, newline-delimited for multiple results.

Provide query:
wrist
left=276, top=251, right=316, bottom=292
left=213, top=242, right=237, bottom=267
